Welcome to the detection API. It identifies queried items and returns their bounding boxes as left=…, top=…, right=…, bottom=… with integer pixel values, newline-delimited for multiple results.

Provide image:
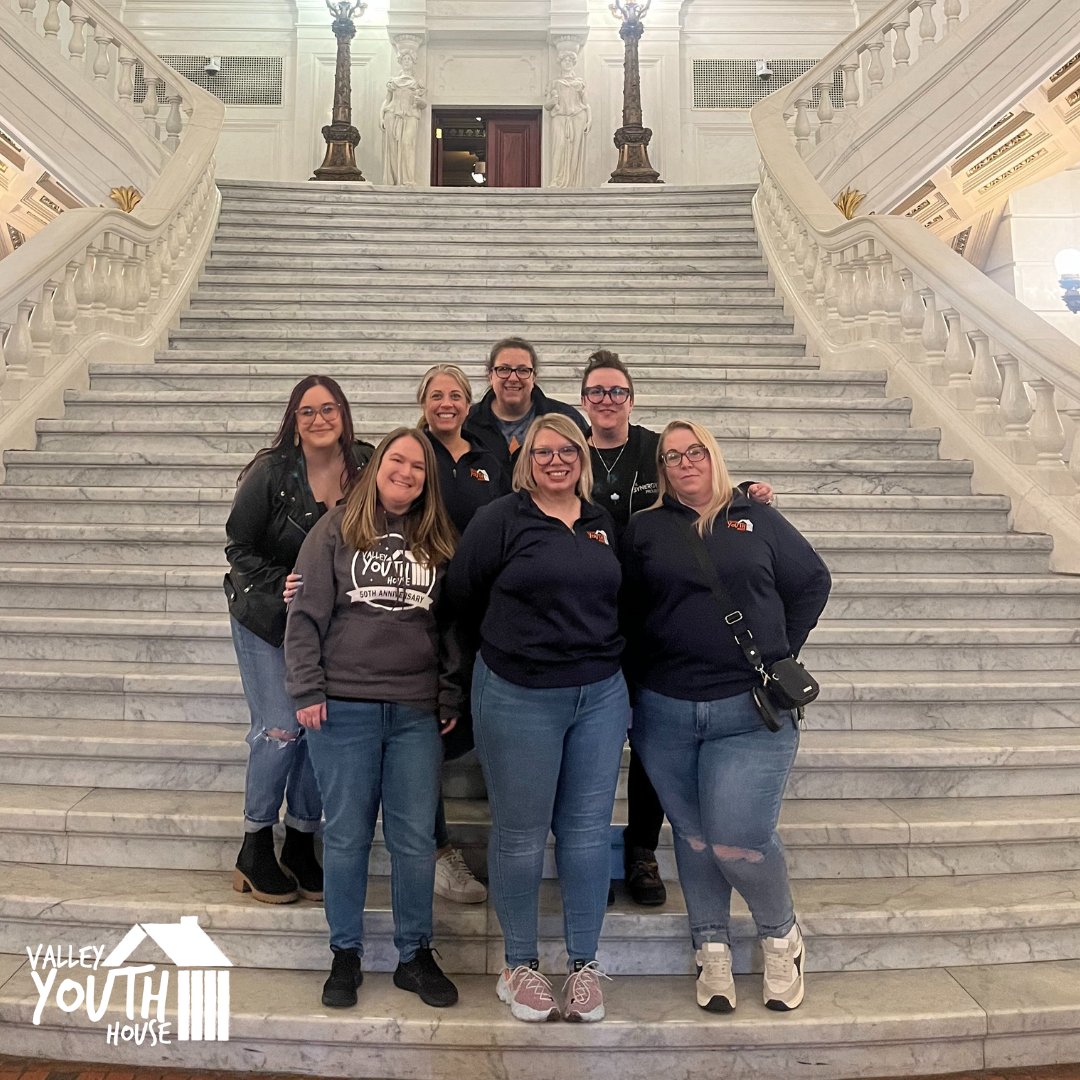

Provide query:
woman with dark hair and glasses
left=225, top=375, right=373, bottom=905
left=579, top=350, right=773, bottom=908
left=446, top=414, right=629, bottom=1025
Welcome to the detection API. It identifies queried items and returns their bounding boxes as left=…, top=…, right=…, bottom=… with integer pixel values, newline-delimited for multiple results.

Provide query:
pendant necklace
left=594, top=442, right=628, bottom=502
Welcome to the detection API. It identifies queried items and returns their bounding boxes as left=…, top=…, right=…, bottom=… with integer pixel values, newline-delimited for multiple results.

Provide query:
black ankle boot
left=624, top=844, right=667, bottom=907
left=322, top=948, right=363, bottom=1008
left=280, top=825, right=324, bottom=901
left=232, top=827, right=299, bottom=904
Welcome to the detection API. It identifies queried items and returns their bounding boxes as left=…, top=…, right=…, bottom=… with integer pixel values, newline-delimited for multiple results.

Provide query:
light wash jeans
left=229, top=616, right=321, bottom=834
left=305, top=699, right=443, bottom=962
left=472, top=656, right=629, bottom=968
left=631, top=686, right=799, bottom=948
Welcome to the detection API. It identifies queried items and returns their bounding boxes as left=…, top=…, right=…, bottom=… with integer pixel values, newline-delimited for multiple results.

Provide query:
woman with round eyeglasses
left=225, top=376, right=373, bottom=904
left=620, top=419, right=830, bottom=1017
left=446, top=413, right=629, bottom=1025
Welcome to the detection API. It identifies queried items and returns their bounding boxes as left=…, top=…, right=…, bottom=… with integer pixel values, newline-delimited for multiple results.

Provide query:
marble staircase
left=2, top=180, right=1080, bottom=1078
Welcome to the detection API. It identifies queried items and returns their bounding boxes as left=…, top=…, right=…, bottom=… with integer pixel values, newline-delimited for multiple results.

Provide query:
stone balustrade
left=751, top=0, right=1080, bottom=568
left=0, top=0, right=225, bottom=464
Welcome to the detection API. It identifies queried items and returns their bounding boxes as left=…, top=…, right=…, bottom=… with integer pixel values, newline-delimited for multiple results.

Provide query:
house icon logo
left=27, top=915, right=233, bottom=1045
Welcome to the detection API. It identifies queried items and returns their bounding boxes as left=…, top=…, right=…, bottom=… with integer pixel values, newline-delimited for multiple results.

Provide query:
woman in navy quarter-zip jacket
left=445, top=413, right=629, bottom=1026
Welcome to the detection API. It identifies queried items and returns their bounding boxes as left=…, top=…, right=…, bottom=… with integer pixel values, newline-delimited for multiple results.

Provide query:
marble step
left=6, top=950, right=1074, bottom=1080
left=0, top=659, right=1074, bottom=731
left=86, top=362, right=886, bottom=400
left=7, top=715, right=1080, bottom=797
left=60, top=392, right=913, bottom=431
left=0, top=488, right=1010, bottom=533
left=7, top=784, right=1080, bottom=881
left=2, top=861, right=1080, bottom=976
left=0, top=525, right=1051, bottom=572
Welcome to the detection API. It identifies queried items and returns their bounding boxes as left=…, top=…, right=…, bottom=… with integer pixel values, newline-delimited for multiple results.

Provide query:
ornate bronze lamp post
left=609, top=0, right=662, bottom=184
left=311, top=0, right=368, bottom=182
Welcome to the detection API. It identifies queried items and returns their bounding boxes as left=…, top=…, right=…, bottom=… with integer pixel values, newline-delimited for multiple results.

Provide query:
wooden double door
left=431, top=109, right=542, bottom=188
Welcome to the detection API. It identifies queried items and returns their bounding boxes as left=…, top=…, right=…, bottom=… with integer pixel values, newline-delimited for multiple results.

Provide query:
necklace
left=593, top=442, right=628, bottom=502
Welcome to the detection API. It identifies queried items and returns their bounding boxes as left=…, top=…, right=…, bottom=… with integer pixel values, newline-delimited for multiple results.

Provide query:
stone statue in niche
left=545, top=43, right=591, bottom=189
left=381, top=38, right=426, bottom=186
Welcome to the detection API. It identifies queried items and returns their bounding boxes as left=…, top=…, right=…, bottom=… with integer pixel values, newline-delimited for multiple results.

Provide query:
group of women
left=223, top=339, right=831, bottom=1022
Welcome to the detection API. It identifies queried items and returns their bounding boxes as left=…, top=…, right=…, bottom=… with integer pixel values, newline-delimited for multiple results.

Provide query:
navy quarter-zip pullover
left=424, top=424, right=511, bottom=535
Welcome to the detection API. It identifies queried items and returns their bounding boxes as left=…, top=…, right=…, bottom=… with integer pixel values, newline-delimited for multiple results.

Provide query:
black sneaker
left=394, top=946, right=459, bottom=1007
left=322, top=948, right=363, bottom=1008
left=624, top=845, right=667, bottom=906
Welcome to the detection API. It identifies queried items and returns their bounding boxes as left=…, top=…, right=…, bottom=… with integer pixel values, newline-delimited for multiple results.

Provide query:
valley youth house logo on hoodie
left=348, top=531, right=436, bottom=612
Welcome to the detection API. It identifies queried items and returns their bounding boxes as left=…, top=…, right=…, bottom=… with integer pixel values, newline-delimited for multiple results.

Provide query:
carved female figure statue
left=381, top=40, right=426, bottom=186
left=545, top=47, right=591, bottom=189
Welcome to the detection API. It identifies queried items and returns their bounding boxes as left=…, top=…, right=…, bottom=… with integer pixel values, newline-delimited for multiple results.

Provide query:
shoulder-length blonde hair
left=340, top=427, right=457, bottom=567
left=512, top=414, right=594, bottom=501
left=416, top=364, right=474, bottom=428
left=655, top=419, right=735, bottom=536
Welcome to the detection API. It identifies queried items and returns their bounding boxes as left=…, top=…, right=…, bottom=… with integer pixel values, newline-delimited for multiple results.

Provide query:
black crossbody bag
left=674, top=516, right=819, bottom=731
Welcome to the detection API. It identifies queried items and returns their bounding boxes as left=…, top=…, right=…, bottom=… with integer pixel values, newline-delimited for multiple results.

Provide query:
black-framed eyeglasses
left=583, top=385, right=632, bottom=404
left=661, top=444, right=709, bottom=468
left=492, top=365, right=535, bottom=380
left=296, top=403, right=341, bottom=423
left=530, top=445, right=581, bottom=465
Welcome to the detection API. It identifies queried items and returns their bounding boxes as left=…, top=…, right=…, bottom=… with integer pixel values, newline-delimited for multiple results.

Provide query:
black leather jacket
left=223, top=440, right=374, bottom=646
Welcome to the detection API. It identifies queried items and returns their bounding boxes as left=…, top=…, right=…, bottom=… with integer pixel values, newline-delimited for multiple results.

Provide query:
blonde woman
left=285, top=428, right=465, bottom=1011
left=446, top=414, right=629, bottom=1024
left=620, top=420, right=831, bottom=1016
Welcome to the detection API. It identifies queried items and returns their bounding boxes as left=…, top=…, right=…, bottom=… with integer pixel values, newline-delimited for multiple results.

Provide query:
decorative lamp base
left=311, top=123, right=366, bottom=182
left=609, top=125, right=662, bottom=184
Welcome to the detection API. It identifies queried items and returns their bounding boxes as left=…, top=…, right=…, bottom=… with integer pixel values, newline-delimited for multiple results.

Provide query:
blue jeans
left=631, top=687, right=799, bottom=948
left=230, top=617, right=321, bottom=834
left=472, top=657, right=629, bottom=968
left=305, top=699, right=443, bottom=962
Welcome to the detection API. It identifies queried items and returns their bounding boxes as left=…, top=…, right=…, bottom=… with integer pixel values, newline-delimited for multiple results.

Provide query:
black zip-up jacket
left=467, top=385, right=589, bottom=472
left=445, top=490, right=624, bottom=689
left=620, top=491, right=831, bottom=701
left=589, top=423, right=660, bottom=535
left=424, top=423, right=511, bottom=535
left=223, top=440, right=374, bottom=646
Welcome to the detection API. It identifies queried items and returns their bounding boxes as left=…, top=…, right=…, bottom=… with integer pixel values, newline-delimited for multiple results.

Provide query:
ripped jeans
left=230, top=617, right=321, bottom=834
left=631, top=686, right=799, bottom=948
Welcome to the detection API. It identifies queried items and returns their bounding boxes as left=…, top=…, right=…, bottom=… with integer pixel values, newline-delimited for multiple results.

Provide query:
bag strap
left=671, top=512, right=767, bottom=679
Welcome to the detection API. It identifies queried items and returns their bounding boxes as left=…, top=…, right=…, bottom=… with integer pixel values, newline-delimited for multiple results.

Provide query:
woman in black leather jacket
left=224, top=375, right=373, bottom=904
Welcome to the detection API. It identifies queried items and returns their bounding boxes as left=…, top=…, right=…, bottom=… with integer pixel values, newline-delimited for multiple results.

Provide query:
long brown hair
left=340, top=428, right=457, bottom=567
left=239, top=375, right=360, bottom=490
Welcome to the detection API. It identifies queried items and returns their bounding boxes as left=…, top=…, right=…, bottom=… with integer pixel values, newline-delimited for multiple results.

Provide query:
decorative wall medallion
left=109, top=187, right=143, bottom=212
left=834, top=187, right=866, bottom=219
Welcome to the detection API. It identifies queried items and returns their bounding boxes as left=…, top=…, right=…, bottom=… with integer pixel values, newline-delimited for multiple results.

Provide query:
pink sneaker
left=562, top=961, right=611, bottom=1022
left=496, top=965, right=560, bottom=1022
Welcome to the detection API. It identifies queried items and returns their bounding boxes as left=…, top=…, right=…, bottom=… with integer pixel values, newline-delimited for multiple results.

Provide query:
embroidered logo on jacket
left=470, top=468, right=490, bottom=482
left=348, top=531, right=436, bottom=611
left=727, top=519, right=754, bottom=532
left=587, top=529, right=610, bottom=546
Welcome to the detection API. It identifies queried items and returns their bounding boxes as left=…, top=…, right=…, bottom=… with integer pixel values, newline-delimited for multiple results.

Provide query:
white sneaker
left=434, top=848, right=488, bottom=904
left=695, top=941, right=735, bottom=1012
left=762, top=923, right=805, bottom=1011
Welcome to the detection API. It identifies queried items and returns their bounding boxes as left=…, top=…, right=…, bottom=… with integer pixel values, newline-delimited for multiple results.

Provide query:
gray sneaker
left=762, top=924, right=805, bottom=1011
left=695, top=941, right=735, bottom=1012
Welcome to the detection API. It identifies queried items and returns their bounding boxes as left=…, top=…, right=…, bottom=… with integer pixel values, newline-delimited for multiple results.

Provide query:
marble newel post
left=382, top=36, right=427, bottom=186
left=608, top=0, right=662, bottom=184
left=312, top=0, right=368, bottom=182
left=545, top=40, right=591, bottom=189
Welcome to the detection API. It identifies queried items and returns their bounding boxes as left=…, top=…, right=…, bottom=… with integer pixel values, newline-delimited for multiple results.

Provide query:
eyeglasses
left=660, top=444, right=709, bottom=468
left=492, top=365, right=535, bottom=380
left=530, top=445, right=581, bottom=465
left=296, top=403, right=341, bottom=423
left=583, top=385, right=632, bottom=404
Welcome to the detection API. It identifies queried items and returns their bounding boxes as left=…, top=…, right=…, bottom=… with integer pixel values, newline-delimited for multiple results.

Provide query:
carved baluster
left=837, top=252, right=857, bottom=339
left=18, top=0, right=36, bottom=29
left=815, top=76, right=835, bottom=144
left=107, top=237, right=127, bottom=325
left=1064, top=408, right=1080, bottom=485
left=891, top=15, right=912, bottom=75
left=176, top=201, right=191, bottom=257
left=865, top=38, right=886, bottom=99
left=803, top=239, right=819, bottom=290
left=52, top=261, right=79, bottom=346
left=941, top=309, right=973, bottom=408
left=918, top=287, right=947, bottom=379
left=850, top=245, right=871, bottom=333
left=68, top=8, right=88, bottom=67
left=794, top=98, right=813, bottom=159
left=165, top=92, right=184, bottom=152
left=822, top=251, right=839, bottom=322
left=73, top=250, right=96, bottom=328
left=899, top=269, right=924, bottom=354
left=43, top=0, right=62, bottom=48
left=117, top=49, right=137, bottom=109
left=91, top=240, right=111, bottom=327
left=6, top=302, right=36, bottom=381
left=812, top=243, right=828, bottom=313
left=916, top=0, right=939, bottom=54
left=147, top=237, right=163, bottom=301
left=160, top=231, right=175, bottom=289
left=0, top=321, right=7, bottom=393
left=866, top=243, right=887, bottom=324
left=121, top=241, right=140, bottom=326
left=970, top=332, right=1002, bottom=434
left=996, top=353, right=1035, bottom=463
left=28, top=282, right=57, bottom=367
left=143, top=76, right=162, bottom=138
left=841, top=58, right=860, bottom=109
left=883, top=255, right=905, bottom=324
left=943, top=0, right=961, bottom=34
left=793, top=228, right=809, bottom=275
left=92, top=28, right=113, bottom=84
left=1028, top=380, right=1074, bottom=491
left=134, top=244, right=152, bottom=328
